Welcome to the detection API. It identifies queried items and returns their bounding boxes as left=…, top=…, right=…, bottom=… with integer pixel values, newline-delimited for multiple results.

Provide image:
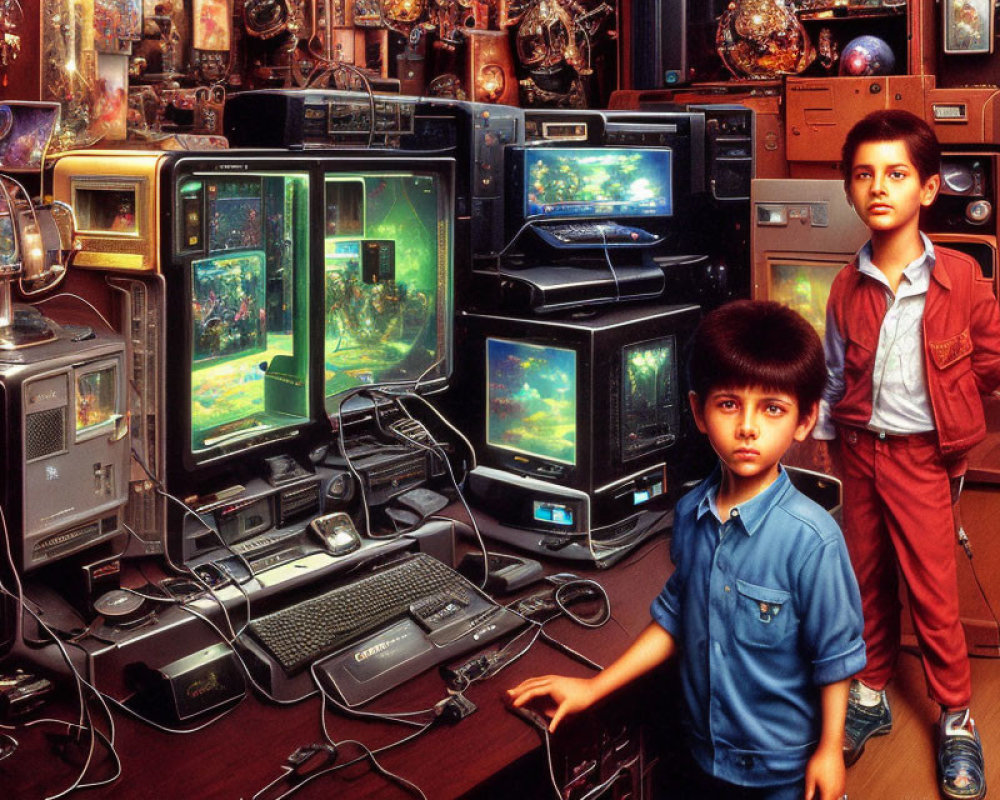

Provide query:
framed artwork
left=944, top=0, right=993, bottom=54
left=94, top=52, right=128, bottom=141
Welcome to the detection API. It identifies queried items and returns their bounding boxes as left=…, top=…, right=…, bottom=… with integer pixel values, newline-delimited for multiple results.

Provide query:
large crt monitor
left=169, top=162, right=315, bottom=486
left=457, top=303, right=703, bottom=565
left=322, top=163, right=453, bottom=414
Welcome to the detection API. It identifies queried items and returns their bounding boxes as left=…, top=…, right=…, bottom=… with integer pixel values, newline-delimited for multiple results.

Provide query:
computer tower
left=0, top=328, right=129, bottom=574
left=627, top=0, right=728, bottom=88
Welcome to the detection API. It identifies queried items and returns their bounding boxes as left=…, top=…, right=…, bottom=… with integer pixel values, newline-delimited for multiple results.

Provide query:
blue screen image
left=524, top=147, right=672, bottom=220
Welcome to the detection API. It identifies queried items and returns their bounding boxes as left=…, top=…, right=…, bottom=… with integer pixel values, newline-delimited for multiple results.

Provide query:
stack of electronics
left=13, top=134, right=537, bottom=717
left=451, top=106, right=752, bottom=567
left=0, top=91, right=752, bottom=727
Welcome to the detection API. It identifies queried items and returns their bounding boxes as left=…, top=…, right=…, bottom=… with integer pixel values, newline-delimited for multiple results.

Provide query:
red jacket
left=827, top=246, right=1000, bottom=458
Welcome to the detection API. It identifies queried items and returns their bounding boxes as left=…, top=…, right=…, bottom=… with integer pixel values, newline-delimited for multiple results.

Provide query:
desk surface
left=1, top=534, right=671, bottom=800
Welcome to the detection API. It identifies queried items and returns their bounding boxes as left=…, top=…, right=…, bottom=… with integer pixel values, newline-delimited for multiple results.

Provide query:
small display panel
left=767, top=259, right=839, bottom=337
left=192, top=251, right=267, bottom=363
left=621, top=336, right=680, bottom=461
left=73, top=185, right=139, bottom=234
left=75, top=362, right=119, bottom=435
left=486, top=338, right=577, bottom=466
left=533, top=500, right=575, bottom=526
left=323, top=172, right=450, bottom=406
left=184, top=171, right=312, bottom=458
left=522, top=147, right=672, bottom=221
left=208, top=177, right=263, bottom=252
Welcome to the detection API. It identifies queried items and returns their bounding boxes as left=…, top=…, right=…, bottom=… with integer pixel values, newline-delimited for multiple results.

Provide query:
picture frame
left=944, top=0, right=994, bottom=55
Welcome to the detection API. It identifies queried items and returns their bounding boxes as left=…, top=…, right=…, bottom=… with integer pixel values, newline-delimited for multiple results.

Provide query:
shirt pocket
left=734, top=580, right=793, bottom=650
left=843, top=330, right=876, bottom=387
left=928, top=328, right=979, bottom=410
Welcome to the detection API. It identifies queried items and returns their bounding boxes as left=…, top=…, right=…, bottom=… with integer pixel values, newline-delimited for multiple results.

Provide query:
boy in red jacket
left=814, top=109, right=1000, bottom=800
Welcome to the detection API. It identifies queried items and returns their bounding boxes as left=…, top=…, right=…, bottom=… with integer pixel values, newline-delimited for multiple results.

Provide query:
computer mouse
left=309, top=513, right=362, bottom=556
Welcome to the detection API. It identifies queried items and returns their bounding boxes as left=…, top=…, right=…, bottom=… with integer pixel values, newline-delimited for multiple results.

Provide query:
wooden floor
left=785, top=437, right=1000, bottom=800
left=845, top=649, right=998, bottom=799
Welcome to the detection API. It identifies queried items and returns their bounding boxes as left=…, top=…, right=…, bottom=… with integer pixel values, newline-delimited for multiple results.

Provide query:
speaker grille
left=25, top=407, right=66, bottom=461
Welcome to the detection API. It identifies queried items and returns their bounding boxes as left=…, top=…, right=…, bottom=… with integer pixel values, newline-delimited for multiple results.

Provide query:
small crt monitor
left=516, top=146, right=673, bottom=223
left=485, top=338, right=577, bottom=468
left=75, top=360, right=122, bottom=437
left=52, top=152, right=164, bottom=271
left=621, top=336, right=680, bottom=461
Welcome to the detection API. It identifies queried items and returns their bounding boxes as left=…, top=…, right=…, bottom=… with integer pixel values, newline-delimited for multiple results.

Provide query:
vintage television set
left=158, top=154, right=326, bottom=569
left=52, top=151, right=326, bottom=567
left=51, top=149, right=456, bottom=566
left=457, top=302, right=705, bottom=567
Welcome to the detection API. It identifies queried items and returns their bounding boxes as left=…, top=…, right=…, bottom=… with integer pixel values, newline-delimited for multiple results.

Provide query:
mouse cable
left=599, top=228, right=622, bottom=304
left=536, top=722, right=628, bottom=800
left=953, top=477, right=1000, bottom=635
left=316, top=689, right=432, bottom=800
left=100, top=689, right=246, bottom=736
left=25, top=292, right=116, bottom=332
left=131, top=448, right=255, bottom=643
left=20, top=719, right=121, bottom=798
left=0, top=500, right=26, bottom=657
left=374, top=390, right=490, bottom=590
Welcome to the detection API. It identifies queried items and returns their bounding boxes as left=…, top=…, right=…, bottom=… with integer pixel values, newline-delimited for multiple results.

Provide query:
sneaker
left=938, top=709, right=987, bottom=800
left=843, top=682, right=892, bottom=766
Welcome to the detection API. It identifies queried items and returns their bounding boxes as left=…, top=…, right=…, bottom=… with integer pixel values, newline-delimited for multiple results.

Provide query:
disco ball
left=839, top=35, right=895, bottom=77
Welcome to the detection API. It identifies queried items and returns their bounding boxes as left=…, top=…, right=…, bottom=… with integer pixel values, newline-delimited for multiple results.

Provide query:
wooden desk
left=0, top=535, right=672, bottom=800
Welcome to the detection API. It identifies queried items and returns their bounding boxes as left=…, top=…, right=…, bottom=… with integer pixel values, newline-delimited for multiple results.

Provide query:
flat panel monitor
left=515, top=146, right=673, bottom=223
left=323, top=166, right=453, bottom=415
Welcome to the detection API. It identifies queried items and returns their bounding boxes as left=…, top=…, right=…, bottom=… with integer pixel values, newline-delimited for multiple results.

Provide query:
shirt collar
left=855, top=232, right=936, bottom=294
left=694, top=464, right=792, bottom=536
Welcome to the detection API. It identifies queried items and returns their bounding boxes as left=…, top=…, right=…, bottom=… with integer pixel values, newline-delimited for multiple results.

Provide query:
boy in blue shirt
left=508, top=300, right=866, bottom=800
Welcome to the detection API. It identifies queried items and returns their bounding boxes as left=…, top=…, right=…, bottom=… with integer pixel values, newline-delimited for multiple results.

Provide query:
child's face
left=847, top=140, right=940, bottom=235
left=690, top=385, right=816, bottom=491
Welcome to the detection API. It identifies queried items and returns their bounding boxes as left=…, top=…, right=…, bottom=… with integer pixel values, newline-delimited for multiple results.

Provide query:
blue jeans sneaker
left=938, top=709, right=987, bottom=800
left=843, top=682, right=892, bottom=766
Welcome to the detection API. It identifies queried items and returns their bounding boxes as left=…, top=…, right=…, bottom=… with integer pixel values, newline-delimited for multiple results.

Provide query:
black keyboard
left=534, top=221, right=662, bottom=247
left=248, top=553, right=477, bottom=673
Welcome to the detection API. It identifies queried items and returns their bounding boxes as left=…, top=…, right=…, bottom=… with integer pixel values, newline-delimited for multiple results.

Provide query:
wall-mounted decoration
left=944, top=0, right=993, bottom=54
left=716, top=0, right=815, bottom=79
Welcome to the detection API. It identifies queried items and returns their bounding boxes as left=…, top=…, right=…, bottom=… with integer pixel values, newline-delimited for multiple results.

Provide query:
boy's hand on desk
left=803, top=741, right=846, bottom=800
left=506, top=675, right=598, bottom=733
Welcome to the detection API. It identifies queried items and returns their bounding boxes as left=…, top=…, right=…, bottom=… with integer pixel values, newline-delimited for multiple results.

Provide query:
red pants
left=837, top=426, right=971, bottom=710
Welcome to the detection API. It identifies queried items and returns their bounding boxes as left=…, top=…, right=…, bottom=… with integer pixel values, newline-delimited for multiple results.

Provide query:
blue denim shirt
left=651, top=466, right=866, bottom=788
